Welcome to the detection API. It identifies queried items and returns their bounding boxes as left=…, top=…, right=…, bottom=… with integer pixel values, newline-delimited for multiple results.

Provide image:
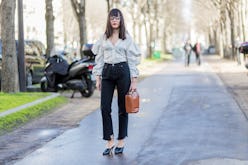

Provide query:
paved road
left=15, top=58, right=248, bottom=165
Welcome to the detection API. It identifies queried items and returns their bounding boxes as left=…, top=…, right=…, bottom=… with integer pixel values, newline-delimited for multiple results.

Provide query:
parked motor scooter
left=239, top=42, right=248, bottom=69
left=40, top=44, right=96, bottom=98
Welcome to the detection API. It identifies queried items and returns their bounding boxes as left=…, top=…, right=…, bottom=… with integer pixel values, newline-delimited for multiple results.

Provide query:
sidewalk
left=0, top=59, right=167, bottom=164
left=2, top=55, right=248, bottom=164
left=203, top=55, right=248, bottom=119
left=13, top=54, right=248, bottom=165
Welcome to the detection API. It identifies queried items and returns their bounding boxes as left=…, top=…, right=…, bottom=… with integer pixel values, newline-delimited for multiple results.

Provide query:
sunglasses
left=110, top=16, right=120, bottom=21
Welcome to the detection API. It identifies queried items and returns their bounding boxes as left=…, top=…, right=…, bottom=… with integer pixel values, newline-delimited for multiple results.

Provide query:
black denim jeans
left=101, top=62, right=131, bottom=140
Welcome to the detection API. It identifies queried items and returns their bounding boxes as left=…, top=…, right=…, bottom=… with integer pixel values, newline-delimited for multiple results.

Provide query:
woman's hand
left=96, top=76, right=101, bottom=91
left=129, top=77, right=137, bottom=91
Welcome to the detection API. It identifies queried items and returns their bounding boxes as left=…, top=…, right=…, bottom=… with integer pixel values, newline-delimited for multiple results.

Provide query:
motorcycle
left=239, top=42, right=248, bottom=69
left=40, top=44, right=96, bottom=98
left=239, top=42, right=248, bottom=55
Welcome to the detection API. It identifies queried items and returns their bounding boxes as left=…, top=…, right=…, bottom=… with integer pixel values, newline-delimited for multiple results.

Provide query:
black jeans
left=195, top=53, right=201, bottom=65
left=101, top=62, right=131, bottom=140
left=185, top=51, right=191, bottom=66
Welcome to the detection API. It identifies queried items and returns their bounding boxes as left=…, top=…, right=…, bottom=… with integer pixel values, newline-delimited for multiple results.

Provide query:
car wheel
left=26, top=70, right=32, bottom=86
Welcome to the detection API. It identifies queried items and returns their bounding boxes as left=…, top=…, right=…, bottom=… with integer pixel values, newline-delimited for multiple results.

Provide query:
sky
left=16, top=0, right=107, bottom=48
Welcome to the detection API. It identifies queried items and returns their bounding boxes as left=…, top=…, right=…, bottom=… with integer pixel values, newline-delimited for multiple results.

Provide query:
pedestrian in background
left=183, top=39, right=192, bottom=67
left=235, top=36, right=241, bottom=65
left=71, top=52, right=79, bottom=62
left=92, top=8, right=141, bottom=156
left=193, top=39, right=201, bottom=66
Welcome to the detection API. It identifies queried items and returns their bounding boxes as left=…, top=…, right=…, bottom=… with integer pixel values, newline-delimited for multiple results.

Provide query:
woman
left=92, top=8, right=141, bottom=156
left=183, top=39, right=192, bottom=67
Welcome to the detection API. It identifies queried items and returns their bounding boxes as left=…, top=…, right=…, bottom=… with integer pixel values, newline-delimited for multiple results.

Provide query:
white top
left=92, top=33, right=141, bottom=77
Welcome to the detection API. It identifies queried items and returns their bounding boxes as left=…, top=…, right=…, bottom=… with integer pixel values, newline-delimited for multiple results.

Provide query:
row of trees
left=109, top=0, right=248, bottom=59
left=107, top=0, right=184, bottom=58
left=1, top=0, right=88, bottom=93
left=1, top=0, right=247, bottom=92
left=46, top=0, right=87, bottom=58
left=191, top=0, right=248, bottom=59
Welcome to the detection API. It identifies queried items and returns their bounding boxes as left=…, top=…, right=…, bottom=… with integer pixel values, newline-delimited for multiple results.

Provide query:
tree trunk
left=162, top=26, right=167, bottom=53
left=78, top=14, right=87, bottom=58
left=149, top=22, right=153, bottom=58
left=132, top=20, right=136, bottom=42
left=214, top=29, right=217, bottom=46
left=241, top=0, right=246, bottom=41
left=45, top=0, right=54, bottom=58
left=223, top=15, right=229, bottom=58
left=219, top=32, right=224, bottom=58
left=154, top=0, right=159, bottom=40
left=238, top=1, right=242, bottom=40
left=147, top=1, right=152, bottom=58
left=219, top=23, right=224, bottom=58
left=1, top=0, right=19, bottom=92
left=138, top=22, right=142, bottom=45
left=71, top=0, right=87, bottom=58
left=144, top=19, right=149, bottom=58
left=106, top=0, right=110, bottom=12
left=228, top=9, right=235, bottom=59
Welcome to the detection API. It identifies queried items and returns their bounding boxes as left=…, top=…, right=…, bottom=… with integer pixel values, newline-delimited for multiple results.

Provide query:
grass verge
left=0, top=96, right=67, bottom=135
left=0, top=92, right=50, bottom=113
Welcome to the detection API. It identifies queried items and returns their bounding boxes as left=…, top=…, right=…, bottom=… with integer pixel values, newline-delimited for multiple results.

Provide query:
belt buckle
left=112, top=63, right=115, bottom=66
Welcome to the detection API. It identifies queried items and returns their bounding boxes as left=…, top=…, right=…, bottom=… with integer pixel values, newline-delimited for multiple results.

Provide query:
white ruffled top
left=92, top=32, right=141, bottom=78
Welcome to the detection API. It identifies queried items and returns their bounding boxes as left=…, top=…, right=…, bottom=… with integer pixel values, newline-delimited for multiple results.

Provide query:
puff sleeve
left=126, top=37, right=141, bottom=78
left=92, top=36, right=104, bottom=76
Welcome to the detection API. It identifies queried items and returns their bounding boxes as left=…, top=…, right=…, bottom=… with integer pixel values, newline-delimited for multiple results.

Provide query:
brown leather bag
left=125, top=90, right=139, bottom=113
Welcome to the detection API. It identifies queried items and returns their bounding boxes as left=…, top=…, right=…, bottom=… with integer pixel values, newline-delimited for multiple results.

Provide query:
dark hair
left=105, top=8, right=126, bottom=40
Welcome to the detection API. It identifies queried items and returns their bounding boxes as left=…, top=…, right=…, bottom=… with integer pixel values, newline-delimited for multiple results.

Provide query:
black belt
left=104, top=62, right=127, bottom=66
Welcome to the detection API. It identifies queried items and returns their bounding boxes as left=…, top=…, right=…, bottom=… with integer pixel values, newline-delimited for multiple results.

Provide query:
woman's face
left=110, top=14, right=120, bottom=29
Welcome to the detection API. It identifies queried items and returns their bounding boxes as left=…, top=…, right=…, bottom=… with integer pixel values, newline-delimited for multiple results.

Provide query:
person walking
left=183, top=39, right=192, bottom=67
left=193, top=40, right=201, bottom=66
left=92, top=8, right=141, bottom=156
left=235, top=36, right=241, bottom=65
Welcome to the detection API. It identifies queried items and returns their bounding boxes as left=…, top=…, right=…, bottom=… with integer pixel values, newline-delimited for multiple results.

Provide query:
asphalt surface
left=13, top=55, right=248, bottom=165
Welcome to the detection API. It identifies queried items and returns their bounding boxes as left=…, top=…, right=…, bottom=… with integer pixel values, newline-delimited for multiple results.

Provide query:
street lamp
left=18, top=0, right=26, bottom=91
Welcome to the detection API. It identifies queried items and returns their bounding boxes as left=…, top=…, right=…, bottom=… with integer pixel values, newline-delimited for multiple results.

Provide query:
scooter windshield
left=46, top=56, right=69, bottom=75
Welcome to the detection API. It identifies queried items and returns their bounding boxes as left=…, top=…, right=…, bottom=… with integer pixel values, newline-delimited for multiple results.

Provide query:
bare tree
left=238, top=0, right=247, bottom=41
left=119, top=0, right=183, bottom=57
left=62, top=0, right=79, bottom=50
left=106, top=0, right=113, bottom=12
left=111, top=0, right=248, bottom=61
left=226, top=0, right=239, bottom=59
left=0, top=0, right=19, bottom=92
left=160, top=0, right=180, bottom=53
left=71, top=0, right=87, bottom=58
left=45, top=0, right=54, bottom=58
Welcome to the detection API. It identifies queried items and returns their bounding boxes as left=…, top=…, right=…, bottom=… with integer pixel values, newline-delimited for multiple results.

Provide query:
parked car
left=239, top=42, right=248, bottom=54
left=0, top=58, right=1, bottom=89
left=208, top=45, right=216, bottom=54
left=0, top=39, right=46, bottom=89
left=24, top=40, right=46, bottom=84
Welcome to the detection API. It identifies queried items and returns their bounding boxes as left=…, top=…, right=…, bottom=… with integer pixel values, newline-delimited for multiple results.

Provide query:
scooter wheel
left=40, top=81, right=48, bottom=92
left=80, top=88, right=94, bottom=97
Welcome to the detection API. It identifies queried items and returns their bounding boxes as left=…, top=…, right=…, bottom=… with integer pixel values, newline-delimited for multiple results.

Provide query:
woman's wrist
left=96, top=75, right=101, bottom=81
left=131, top=77, right=137, bottom=82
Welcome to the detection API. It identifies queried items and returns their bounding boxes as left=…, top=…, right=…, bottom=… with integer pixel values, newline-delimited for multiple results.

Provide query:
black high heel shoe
left=102, top=145, right=114, bottom=156
left=114, top=147, right=124, bottom=155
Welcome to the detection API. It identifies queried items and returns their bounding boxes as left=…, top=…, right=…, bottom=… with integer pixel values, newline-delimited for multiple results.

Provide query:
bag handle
left=127, top=89, right=139, bottom=96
